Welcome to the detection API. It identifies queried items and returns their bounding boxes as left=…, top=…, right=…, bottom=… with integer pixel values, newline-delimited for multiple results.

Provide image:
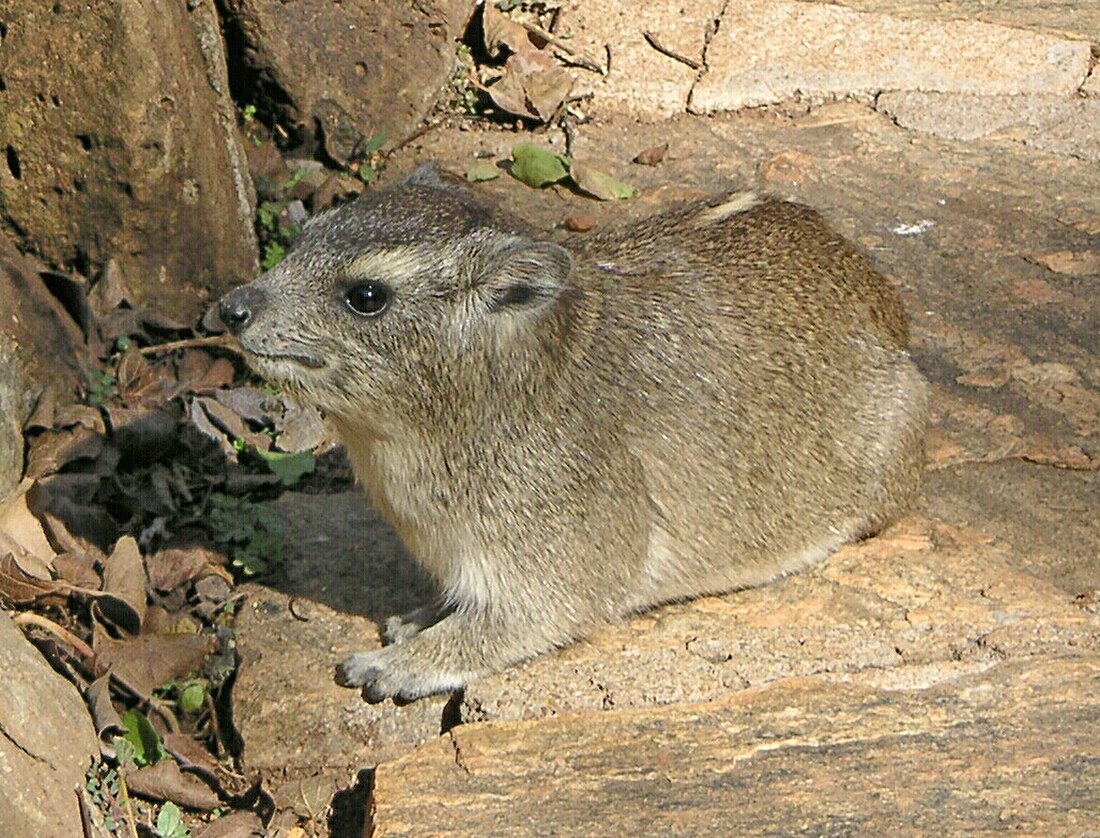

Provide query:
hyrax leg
left=337, top=604, right=574, bottom=703
left=381, top=602, right=450, bottom=646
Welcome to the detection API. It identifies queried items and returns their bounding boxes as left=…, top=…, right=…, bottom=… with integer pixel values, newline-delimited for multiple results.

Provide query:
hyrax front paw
left=336, top=645, right=465, bottom=704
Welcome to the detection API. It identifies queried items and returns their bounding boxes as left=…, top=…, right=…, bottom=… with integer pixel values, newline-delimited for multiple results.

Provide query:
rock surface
left=877, top=92, right=1100, bottom=161
left=0, top=0, right=257, bottom=321
left=690, top=0, right=1091, bottom=112
left=219, top=0, right=475, bottom=159
left=0, top=611, right=100, bottom=838
left=371, top=656, right=1100, bottom=836
left=0, top=237, right=87, bottom=497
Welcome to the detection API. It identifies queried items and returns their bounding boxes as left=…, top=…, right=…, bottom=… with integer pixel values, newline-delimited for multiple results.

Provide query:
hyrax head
left=219, top=167, right=576, bottom=429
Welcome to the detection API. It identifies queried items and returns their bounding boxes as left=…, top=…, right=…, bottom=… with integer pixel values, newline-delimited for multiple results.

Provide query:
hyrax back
left=219, top=167, right=928, bottom=702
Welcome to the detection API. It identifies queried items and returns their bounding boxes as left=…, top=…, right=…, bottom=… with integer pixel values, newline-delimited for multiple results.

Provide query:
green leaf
left=156, top=801, right=189, bottom=838
left=510, top=143, right=570, bottom=188
left=178, top=679, right=208, bottom=715
left=362, top=131, right=387, bottom=155
left=569, top=160, right=638, bottom=201
left=121, top=709, right=166, bottom=766
left=465, top=161, right=501, bottom=182
left=256, top=449, right=316, bottom=486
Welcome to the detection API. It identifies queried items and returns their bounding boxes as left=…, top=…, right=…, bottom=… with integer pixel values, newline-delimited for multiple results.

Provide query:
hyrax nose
left=218, top=284, right=268, bottom=335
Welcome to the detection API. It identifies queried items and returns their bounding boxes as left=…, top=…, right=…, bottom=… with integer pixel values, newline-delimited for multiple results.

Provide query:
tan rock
left=690, top=0, right=1091, bottom=112
left=556, top=0, right=722, bottom=118
left=0, top=0, right=258, bottom=321
left=0, top=612, right=99, bottom=838
left=371, top=656, right=1100, bottom=836
left=877, top=92, right=1100, bottom=162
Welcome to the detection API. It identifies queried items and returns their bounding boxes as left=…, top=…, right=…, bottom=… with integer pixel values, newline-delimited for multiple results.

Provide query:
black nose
left=218, top=285, right=268, bottom=334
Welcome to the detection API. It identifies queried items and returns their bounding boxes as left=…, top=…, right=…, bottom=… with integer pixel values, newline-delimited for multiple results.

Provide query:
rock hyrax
left=219, top=165, right=928, bottom=702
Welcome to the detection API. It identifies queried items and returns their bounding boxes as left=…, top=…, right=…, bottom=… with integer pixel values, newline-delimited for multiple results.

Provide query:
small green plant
left=256, top=200, right=301, bottom=270
left=451, top=43, right=480, bottom=115
left=261, top=240, right=286, bottom=270
left=85, top=762, right=126, bottom=833
left=86, top=368, right=117, bottom=406
left=157, top=677, right=209, bottom=715
left=207, top=492, right=284, bottom=576
left=242, top=103, right=257, bottom=122
left=120, top=708, right=167, bottom=766
left=155, top=802, right=190, bottom=838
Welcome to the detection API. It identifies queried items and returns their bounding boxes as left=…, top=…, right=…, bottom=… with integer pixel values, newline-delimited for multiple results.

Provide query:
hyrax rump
left=219, top=165, right=928, bottom=703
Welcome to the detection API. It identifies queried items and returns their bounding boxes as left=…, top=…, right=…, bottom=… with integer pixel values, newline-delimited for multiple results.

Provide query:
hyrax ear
left=473, top=235, right=573, bottom=313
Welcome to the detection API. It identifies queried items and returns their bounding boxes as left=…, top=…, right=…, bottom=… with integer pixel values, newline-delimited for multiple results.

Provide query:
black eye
left=344, top=282, right=391, bottom=316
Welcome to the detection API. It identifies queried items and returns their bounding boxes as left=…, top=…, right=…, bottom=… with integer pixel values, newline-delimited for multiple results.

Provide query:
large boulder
left=0, top=0, right=258, bottom=322
left=219, top=0, right=475, bottom=161
left=0, top=611, right=100, bottom=838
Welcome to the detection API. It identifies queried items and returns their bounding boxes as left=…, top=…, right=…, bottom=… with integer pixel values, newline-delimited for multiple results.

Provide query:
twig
left=138, top=335, right=237, bottom=357
left=643, top=31, right=702, bottom=70
left=12, top=611, right=95, bottom=660
left=515, top=18, right=606, bottom=75
left=118, top=774, right=140, bottom=838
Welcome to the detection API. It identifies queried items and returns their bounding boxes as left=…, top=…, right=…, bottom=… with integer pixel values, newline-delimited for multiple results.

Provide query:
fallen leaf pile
left=3, top=252, right=345, bottom=834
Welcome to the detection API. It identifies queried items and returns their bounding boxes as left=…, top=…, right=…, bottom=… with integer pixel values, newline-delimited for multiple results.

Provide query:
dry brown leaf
left=93, top=624, right=214, bottom=697
left=194, top=811, right=265, bottom=838
left=96, top=536, right=148, bottom=633
left=482, top=1, right=532, bottom=58
left=275, top=400, right=328, bottom=453
left=127, top=759, right=221, bottom=811
left=569, top=160, right=639, bottom=201
left=484, top=70, right=539, bottom=120
left=0, top=553, right=64, bottom=603
left=146, top=546, right=226, bottom=593
left=25, top=425, right=106, bottom=479
left=54, top=403, right=107, bottom=432
left=52, top=552, right=103, bottom=590
left=0, top=479, right=57, bottom=579
left=633, top=142, right=669, bottom=166
left=183, top=354, right=236, bottom=392
left=271, top=774, right=341, bottom=820
left=85, top=674, right=125, bottom=742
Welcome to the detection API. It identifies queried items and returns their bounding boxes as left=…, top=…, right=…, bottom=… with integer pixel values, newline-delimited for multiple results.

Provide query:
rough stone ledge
left=689, top=0, right=1091, bottom=112
left=370, top=655, right=1100, bottom=836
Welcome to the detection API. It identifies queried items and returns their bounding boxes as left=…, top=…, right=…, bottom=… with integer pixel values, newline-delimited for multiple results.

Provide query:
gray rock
left=689, top=0, right=1091, bottom=112
left=219, top=0, right=475, bottom=159
left=0, top=0, right=258, bottom=322
left=0, top=611, right=99, bottom=838
left=877, top=92, right=1100, bottom=162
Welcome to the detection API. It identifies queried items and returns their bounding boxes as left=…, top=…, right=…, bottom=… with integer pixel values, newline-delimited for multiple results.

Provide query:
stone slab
left=690, top=0, right=1091, bottom=112
left=556, top=0, right=722, bottom=118
left=370, top=656, right=1100, bottom=836
left=877, top=92, right=1100, bottom=161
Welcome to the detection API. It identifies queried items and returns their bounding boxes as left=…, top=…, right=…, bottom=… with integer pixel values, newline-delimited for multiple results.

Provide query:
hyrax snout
left=219, top=164, right=928, bottom=703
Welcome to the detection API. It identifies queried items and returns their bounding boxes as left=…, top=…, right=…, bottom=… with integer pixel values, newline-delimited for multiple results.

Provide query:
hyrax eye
left=344, top=282, right=392, bottom=316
